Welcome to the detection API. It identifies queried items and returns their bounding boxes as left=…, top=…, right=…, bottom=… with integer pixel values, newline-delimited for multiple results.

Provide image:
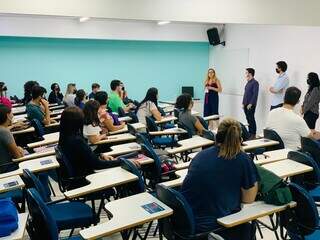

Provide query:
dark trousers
left=217, top=223, right=256, bottom=240
left=304, top=111, right=319, bottom=129
left=244, top=105, right=257, bottom=135
left=270, top=103, right=283, bottom=111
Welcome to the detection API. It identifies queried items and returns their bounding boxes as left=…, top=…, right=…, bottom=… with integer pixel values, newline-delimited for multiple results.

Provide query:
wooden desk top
left=203, top=115, right=222, bottom=121
left=242, top=138, right=279, bottom=151
left=64, top=167, right=138, bottom=199
left=149, top=127, right=187, bottom=136
left=95, top=133, right=136, bottom=145
left=262, top=159, right=313, bottom=178
left=0, top=213, right=29, bottom=240
left=118, top=116, right=132, bottom=122
left=128, top=154, right=154, bottom=165
left=0, top=156, right=59, bottom=179
left=155, top=116, right=177, bottom=124
left=79, top=192, right=173, bottom=240
left=13, top=148, right=55, bottom=162
left=188, top=152, right=199, bottom=159
left=160, top=169, right=188, bottom=188
left=12, top=126, right=35, bottom=135
left=0, top=175, right=25, bottom=194
left=217, top=201, right=296, bottom=228
left=50, top=109, right=64, bottom=115
left=254, top=149, right=292, bottom=165
left=12, top=106, right=26, bottom=115
left=27, top=132, right=59, bottom=148
left=102, top=142, right=141, bottom=157
left=166, top=136, right=214, bottom=155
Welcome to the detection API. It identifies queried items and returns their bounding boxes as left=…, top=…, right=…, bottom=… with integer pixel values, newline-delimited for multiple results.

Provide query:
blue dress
left=204, top=82, right=219, bottom=116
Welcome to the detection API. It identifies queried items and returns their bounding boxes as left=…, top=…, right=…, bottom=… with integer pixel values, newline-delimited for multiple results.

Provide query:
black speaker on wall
left=207, top=27, right=225, bottom=46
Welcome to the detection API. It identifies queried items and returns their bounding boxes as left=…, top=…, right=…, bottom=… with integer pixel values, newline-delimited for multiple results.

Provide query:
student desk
left=102, top=142, right=141, bottom=157
left=49, top=104, right=65, bottom=110
left=203, top=115, right=222, bottom=121
left=187, top=152, right=199, bottom=159
left=13, top=114, right=28, bottom=123
left=158, top=103, right=173, bottom=109
left=0, top=175, right=25, bottom=194
left=12, top=126, right=35, bottom=135
left=0, top=156, right=59, bottom=179
left=94, top=133, right=136, bottom=145
left=50, top=109, right=64, bottom=116
left=13, top=148, right=55, bottom=162
left=12, top=106, right=26, bottom=115
left=149, top=127, right=187, bottom=136
left=217, top=201, right=296, bottom=228
left=254, top=149, right=292, bottom=165
left=166, top=136, right=214, bottom=155
left=262, top=159, right=313, bottom=178
left=118, top=116, right=132, bottom=122
left=160, top=169, right=188, bottom=188
left=242, top=138, right=279, bottom=151
left=0, top=213, right=29, bottom=240
left=27, top=132, right=59, bottom=148
left=12, top=103, right=24, bottom=108
left=155, top=116, right=177, bottom=124
left=79, top=192, right=173, bottom=240
left=64, top=167, right=138, bottom=199
left=109, top=123, right=146, bottom=135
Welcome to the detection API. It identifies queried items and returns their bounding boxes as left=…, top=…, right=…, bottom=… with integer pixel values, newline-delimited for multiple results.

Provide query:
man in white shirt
left=266, top=86, right=320, bottom=150
left=269, top=61, right=290, bottom=110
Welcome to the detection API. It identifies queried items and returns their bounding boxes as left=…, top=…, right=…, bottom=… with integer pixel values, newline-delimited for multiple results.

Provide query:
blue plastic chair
left=301, top=137, right=320, bottom=168
left=26, top=188, right=82, bottom=240
left=263, top=128, right=285, bottom=150
left=288, top=151, right=320, bottom=202
left=22, top=169, right=97, bottom=232
left=30, top=118, right=45, bottom=141
left=120, top=159, right=145, bottom=195
left=280, top=183, right=320, bottom=240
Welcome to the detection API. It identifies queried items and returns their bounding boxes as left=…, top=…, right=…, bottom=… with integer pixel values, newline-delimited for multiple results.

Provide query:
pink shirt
left=0, top=97, right=12, bottom=109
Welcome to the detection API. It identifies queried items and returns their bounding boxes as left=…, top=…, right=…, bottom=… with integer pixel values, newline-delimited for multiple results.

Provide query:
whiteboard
left=210, top=48, right=249, bottom=96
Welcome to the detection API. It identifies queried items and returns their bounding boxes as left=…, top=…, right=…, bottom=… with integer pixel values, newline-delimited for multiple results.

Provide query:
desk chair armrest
left=118, top=151, right=139, bottom=159
left=149, top=131, right=184, bottom=136
left=47, top=197, right=68, bottom=205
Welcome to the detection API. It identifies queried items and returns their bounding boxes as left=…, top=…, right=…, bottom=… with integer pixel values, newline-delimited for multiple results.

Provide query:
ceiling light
left=79, top=17, right=90, bottom=23
left=157, top=21, right=171, bottom=25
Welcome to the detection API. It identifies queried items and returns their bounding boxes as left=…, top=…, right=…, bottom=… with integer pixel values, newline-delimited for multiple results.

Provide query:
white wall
left=0, top=15, right=211, bottom=41
left=1, top=0, right=320, bottom=26
left=209, top=24, right=320, bottom=133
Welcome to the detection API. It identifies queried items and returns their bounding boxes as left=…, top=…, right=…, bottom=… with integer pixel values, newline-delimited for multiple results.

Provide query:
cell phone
left=3, top=181, right=19, bottom=188
left=40, top=159, right=53, bottom=165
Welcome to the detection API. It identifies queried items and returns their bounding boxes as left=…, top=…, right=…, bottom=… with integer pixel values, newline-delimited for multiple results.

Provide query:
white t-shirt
left=137, top=101, right=157, bottom=124
left=266, top=107, right=310, bottom=150
left=63, top=94, right=76, bottom=107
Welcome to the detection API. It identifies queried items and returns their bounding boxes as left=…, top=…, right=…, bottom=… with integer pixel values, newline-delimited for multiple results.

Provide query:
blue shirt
left=181, top=146, right=259, bottom=233
left=271, top=73, right=289, bottom=106
left=242, top=78, right=259, bottom=105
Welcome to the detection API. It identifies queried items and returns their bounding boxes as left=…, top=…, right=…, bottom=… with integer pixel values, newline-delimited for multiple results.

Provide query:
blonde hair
left=65, top=83, right=76, bottom=96
left=217, top=118, right=242, bottom=159
left=204, top=68, right=218, bottom=85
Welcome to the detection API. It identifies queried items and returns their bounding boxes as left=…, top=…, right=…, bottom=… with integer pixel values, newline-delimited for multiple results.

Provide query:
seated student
left=181, top=118, right=258, bottom=240
left=266, top=86, right=320, bottom=150
left=108, top=79, right=134, bottom=113
left=58, top=106, right=139, bottom=178
left=22, top=80, right=39, bottom=105
left=95, top=91, right=125, bottom=132
left=136, top=87, right=162, bottom=124
left=74, top=89, right=86, bottom=110
left=26, top=86, right=55, bottom=125
left=88, top=83, right=100, bottom=100
left=48, top=83, right=63, bottom=104
left=63, top=83, right=77, bottom=107
left=175, top=93, right=205, bottom=135
left=0, top=82, right=12, bottom=109
left=0, top=104, right=24, bottom=173
left=83, top=100, right=107, bottom=144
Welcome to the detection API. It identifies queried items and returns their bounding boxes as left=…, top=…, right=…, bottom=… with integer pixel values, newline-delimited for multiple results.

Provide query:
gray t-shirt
left=179, top=110, right=198, bottom=135
left=0, top=127, right=15, bottom=166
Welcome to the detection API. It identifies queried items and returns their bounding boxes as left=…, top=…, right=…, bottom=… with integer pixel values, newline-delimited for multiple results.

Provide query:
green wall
left=0, top=37, right=209, bottom=101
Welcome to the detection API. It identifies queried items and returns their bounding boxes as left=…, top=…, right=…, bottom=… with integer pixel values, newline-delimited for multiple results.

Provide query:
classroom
left=1, top=1, right=320, bottom=239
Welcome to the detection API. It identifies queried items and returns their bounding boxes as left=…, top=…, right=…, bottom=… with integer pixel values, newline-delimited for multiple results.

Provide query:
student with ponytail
left=181, top=118, right=259, bottom=240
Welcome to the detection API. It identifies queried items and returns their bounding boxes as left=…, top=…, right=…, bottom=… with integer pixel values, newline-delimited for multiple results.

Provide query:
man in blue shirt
left=269, top=61, right=289, bottom=110
left=242, top=68, right=259, bottom=139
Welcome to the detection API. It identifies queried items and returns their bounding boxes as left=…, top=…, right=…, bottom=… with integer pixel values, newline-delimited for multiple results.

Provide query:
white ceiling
left=1, top=0, right=320, bottom=26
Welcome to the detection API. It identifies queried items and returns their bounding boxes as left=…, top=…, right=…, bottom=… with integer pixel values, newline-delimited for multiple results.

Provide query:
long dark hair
left=83, top=100, right=100, bottom=126
left=175, top=93, right=192, bottom=112
left=307, top=72, right=320, bottom=93
left=0, top=104, right=11, bottom=125
left=74, top=89, right=86, bottom=107
left=137, top=88, right=158, bottom=111
left=59, top=107, right=84, bottom=145
left=23, top=81, right=39, bottom=104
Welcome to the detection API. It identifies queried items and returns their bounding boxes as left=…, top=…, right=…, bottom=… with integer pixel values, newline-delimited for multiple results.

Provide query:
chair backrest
left=156, top=184, right=196, bottom=239
left=127, top=111, right=139, bottom=123
left=202, top=129, right=215, bottom=141
left=263, top=128, right=285, bottom=150
left=22, top=169, right=51, bottom=202
left=145, top=116, right=158, bottom=132
left=117, top=107, right=126, bottom=117
left=26, top=188, right=58, bottom=240
left=120, top=159, right=145, bottom=194
left=177, top=122, right=193, bottom=140
left=158, top=107, right=166, bottom=116
left=174, top=108, right=181, bottom=118
left=240, top=122, right=250, bottom=141
left=30, top=119, right=45, bottom=140
left=141, top=144, right=162, bottom=186
left=280, top=183, right=319, bottom=237
left=196, top=116, right=209, bottom=130
left=127, top=124, right=137, bottom=136
left=136, top=133, right=153, bottom=149
left=288, top=151, right=320, bottom=190
left=301, top=137, right=320, bottom=167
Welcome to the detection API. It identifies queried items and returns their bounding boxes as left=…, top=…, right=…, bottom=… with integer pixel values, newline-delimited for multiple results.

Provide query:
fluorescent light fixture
left=157, top=21, right=171, bottom=25
left=79, top=17, right=90, bottom=23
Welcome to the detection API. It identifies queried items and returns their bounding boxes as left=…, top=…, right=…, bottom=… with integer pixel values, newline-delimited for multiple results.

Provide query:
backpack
left=0, top=198, right=19, bottom=237
left=256, top=165, right=293, bottom=205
